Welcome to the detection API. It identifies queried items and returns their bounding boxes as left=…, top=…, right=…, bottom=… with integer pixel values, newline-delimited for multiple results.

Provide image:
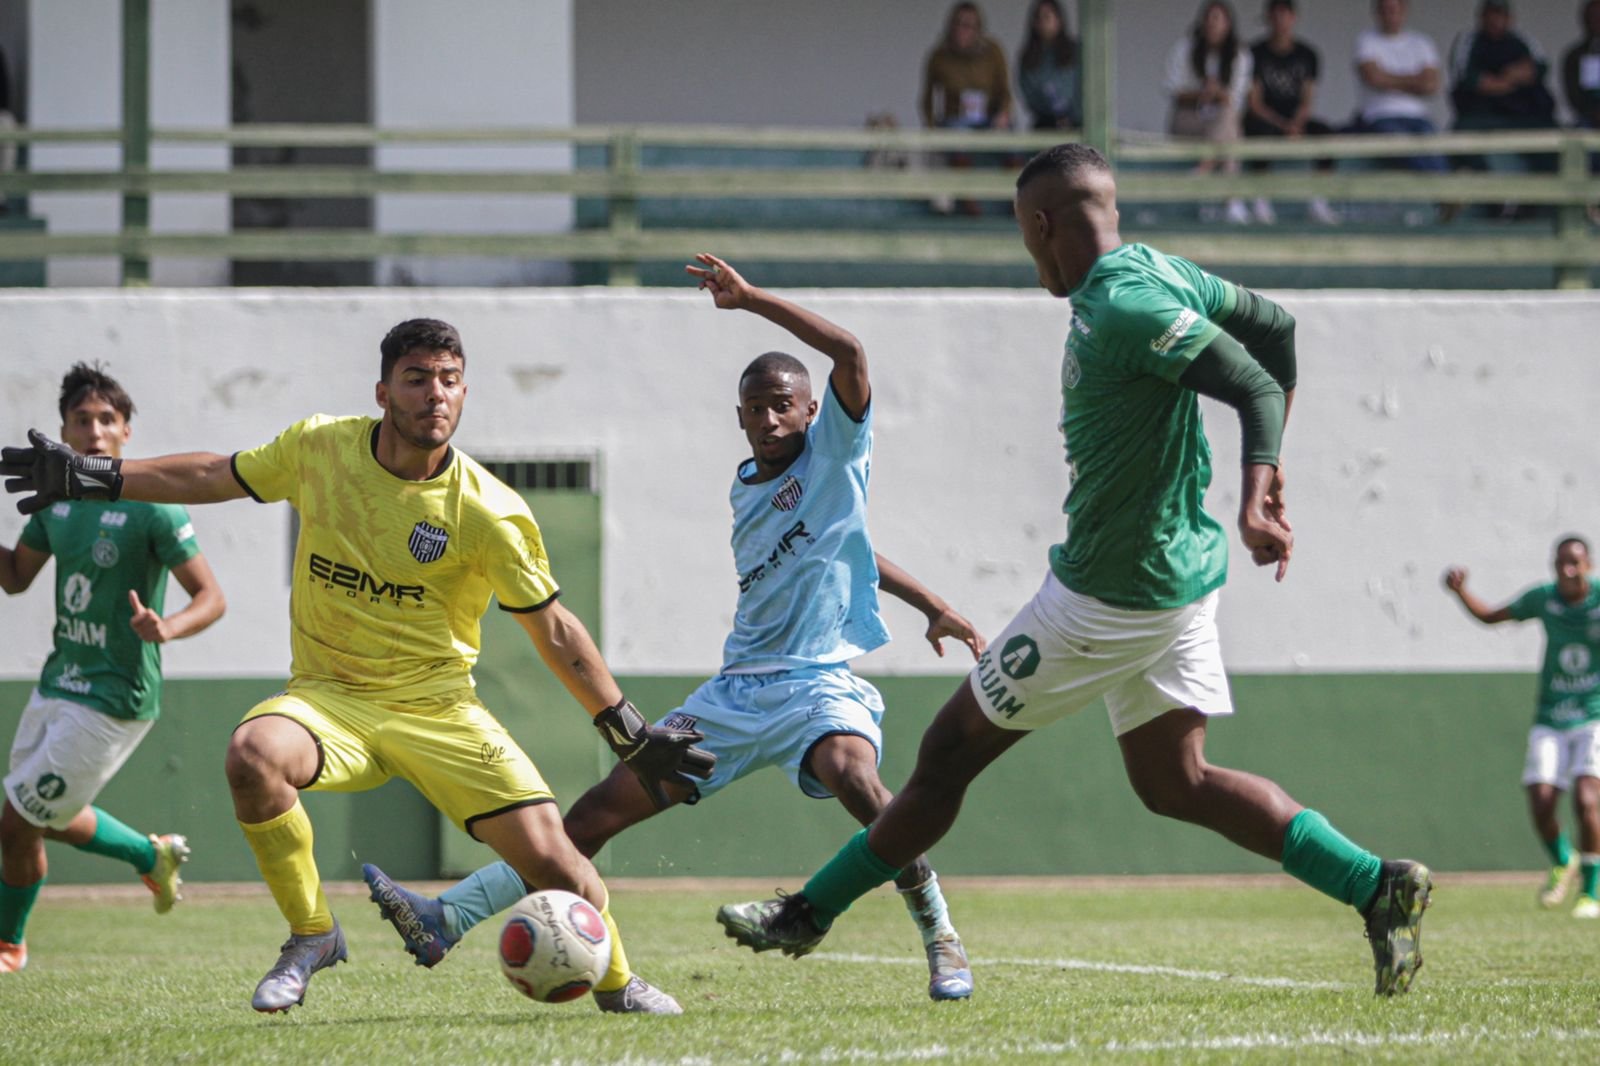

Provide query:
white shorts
left=968, top=573, right=1233, bottom=737
left=4, top=689, right=154, bottom=829
left=1522, top=721, right=1600, bottom=790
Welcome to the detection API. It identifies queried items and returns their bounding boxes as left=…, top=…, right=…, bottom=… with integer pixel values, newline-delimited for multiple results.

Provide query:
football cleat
left=926, top=936, right=974, bottom=1001
left=251, top=922, right=348, bottom=1013
left=0, top=939, right=26, bottom=973
left=141, top=833, right=190, bottom=915
left=592, top=974, right=683, bottom=1015
left=1538, top=856, right=1581, bottom=908
left=362, top=863, right=458, bottom=968
left=716, top=890, right=828, bottom=958
left=1363, top=859, right=1432, bottom=996
left=1572, top=896, right=1600, bottom=920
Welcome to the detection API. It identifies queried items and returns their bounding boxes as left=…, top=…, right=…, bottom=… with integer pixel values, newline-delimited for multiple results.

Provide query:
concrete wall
left=2, top=286, right=1597, bottom=681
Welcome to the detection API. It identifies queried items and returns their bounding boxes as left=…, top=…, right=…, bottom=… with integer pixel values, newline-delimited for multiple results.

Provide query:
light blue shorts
left=657, top=664, right=885, bottom=801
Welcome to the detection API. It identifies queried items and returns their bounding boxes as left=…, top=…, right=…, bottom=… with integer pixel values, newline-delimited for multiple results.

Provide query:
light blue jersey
left=721, top=382, right=889, bottom=672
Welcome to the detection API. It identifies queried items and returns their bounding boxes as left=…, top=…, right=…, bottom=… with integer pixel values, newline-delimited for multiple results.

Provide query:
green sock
left=1280, top=809, right=1383, bottom=911
left=1582, top=854, right=1600, bottom=899
left=1543, top=831, right=1572, bottom=868
left=74, top=807, right=157, bottom=875
left=0, top=876, right=44, bottom=944
left=801, top=829, right=901, bottom=924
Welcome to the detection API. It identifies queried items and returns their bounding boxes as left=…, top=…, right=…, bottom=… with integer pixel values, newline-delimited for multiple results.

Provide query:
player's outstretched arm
left=2, top=429, right=245, bottom=513
left=875, top=553, right=987, bottom=660
left=128, top=552, right=226, bottom=644
left=685, top=252, right=870, bottom=419
left=1442, top=567, right=1514, bottom=624
left=512, top=602, right=715, bottom=807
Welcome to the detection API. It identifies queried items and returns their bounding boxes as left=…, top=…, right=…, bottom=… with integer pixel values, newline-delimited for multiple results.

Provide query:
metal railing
left=0, top=123, right=1596, bottom=287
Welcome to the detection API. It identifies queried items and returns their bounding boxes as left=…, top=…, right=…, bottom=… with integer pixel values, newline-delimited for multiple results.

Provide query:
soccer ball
left=497, top=889, right=613, bottom=1003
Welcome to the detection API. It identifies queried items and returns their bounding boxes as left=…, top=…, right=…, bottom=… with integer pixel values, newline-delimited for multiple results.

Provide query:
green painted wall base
left=0, top=671, right=1542, bottom=884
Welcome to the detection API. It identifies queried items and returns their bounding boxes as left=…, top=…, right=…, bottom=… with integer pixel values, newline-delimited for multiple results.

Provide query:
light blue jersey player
left=360, top=255, right=988, bottom=1002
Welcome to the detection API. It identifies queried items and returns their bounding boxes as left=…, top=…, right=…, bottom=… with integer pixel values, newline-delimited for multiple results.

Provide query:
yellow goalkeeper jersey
left=232, top=414, right=559, bottom=697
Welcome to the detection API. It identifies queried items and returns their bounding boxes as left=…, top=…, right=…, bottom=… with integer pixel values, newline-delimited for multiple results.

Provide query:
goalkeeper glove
left=593, top=698, right=717, bottom=810
left=1, top=429, right=124, bottom=515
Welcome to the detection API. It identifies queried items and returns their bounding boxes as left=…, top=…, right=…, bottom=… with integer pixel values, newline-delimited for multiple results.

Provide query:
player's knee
left=0, top=803, right=41, bottom=851
left=224, top=728, right=286, bottom=794
left=1128, top=768, right=1201, bottom=821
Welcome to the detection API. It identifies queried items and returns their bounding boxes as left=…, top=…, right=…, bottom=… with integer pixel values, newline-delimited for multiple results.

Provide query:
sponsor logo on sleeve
left=1150, top=308, right=1200, bottom=354
left=174, top=522, right=195, bottom=543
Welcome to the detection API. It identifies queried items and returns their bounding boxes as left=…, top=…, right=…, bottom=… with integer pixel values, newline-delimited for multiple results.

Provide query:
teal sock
left=74, top=808, right=157, bottom=874
left=439, top=861, right=530, bottom=939
left=801, top=829, right=901, bottom=925
left=0, top=876, right=44, bottom=944
left=1581, top=854, right=1600, bottom=900
left=1280, top=809, right=1383, bottom=911
left=1543, top=831, right=1572, bottom=867
left=899, top=872, right=957, bottom=947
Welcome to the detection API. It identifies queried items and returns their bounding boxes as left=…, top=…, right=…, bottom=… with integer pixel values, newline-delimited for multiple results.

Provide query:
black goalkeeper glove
left=1, top=429, right=124, bottom=515
left=593, top=698, right=717, bottom=810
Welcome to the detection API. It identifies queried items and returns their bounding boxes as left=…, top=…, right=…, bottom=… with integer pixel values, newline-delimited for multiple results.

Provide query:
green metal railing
left=0, top=122, right=1596, bottom=287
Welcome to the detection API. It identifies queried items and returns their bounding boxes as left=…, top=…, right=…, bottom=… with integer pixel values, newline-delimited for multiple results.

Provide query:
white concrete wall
left=373, top=0, right=574, bottom=287
left=574, top=1, right=1587, bottom=132
left=2, top=287, right=1597, bottom=681
left=27, top=0, right=227, bottom=287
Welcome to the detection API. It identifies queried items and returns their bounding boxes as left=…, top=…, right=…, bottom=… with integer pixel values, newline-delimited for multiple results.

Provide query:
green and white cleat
left=1364, top=860, right=1432, bottom=997
left=141, top=834, right=191, bottom=915
left=1572, top=896, right=1600, bottom=920
left=1538, top=856, right=1580, bottom=909
left=716, top=891, right=828, bottom=959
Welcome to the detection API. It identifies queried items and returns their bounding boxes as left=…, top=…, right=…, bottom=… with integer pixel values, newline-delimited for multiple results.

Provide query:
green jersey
left=1049, top=243, right=1237, bottom=610
left=1507, top=581, right=1600, bottom=729
left=19, top=499, right=200, bottom=721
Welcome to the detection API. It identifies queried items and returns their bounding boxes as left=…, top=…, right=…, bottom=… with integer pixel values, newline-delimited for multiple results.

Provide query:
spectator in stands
left=1017, top=0, right=1082, bottom=131
left=1243, top=0, right=1339, bottom=225
left=1449, top=1, right=1557, bottom=133
left=921, top=3, right=1014, bottom=216
left=0, top=39, right=16, bottom=178
left=1165, top=1, right=1253, bottom=225
left=1353, top=0, right=1449, bottom=176
left=1562, top=0, right=1600, bottom=223
left=921, top=3, right=1014, bottom=133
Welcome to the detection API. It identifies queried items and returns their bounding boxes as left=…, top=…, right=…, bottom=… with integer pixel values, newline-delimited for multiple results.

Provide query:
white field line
left=815, top=950, right=1348, bottom=991
left=541, top=1026, right=1600, bottom=1066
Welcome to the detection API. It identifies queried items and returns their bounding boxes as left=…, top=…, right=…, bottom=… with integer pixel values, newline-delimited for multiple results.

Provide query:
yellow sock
left=239, top=799, right=333, bottom=936
left=591, top=882, right=633, bottom=993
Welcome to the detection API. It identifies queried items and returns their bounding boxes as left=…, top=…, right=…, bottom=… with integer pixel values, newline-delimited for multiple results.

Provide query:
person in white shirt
left=1353, top=0, right=1449, bottom=172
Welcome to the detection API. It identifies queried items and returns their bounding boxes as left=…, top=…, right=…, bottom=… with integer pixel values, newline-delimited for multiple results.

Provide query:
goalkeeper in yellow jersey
left=0, top=319, right=714, bottom=1014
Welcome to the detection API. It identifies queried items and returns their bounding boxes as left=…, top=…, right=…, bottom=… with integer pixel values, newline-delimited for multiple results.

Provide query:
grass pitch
left=3, top=874, right=1597, bottom=1065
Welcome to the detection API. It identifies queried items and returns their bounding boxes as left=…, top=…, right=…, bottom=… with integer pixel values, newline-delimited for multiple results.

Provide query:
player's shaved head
left=740, top=351, right=810, bottom=393
left=1013, top=143, right=1122, bottom=297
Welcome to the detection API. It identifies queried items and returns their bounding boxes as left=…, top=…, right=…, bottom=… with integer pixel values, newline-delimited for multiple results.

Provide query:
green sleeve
left=1178, top=333, right=1285, bottom=466
left=1506, top=585, right=1548, bottom=622
left=18, top=511, right=50, bottom=553
left=1218, top=284, right=1297, bottom=391
left=1165, top=254, right=1237, bottom=321
left=150, top=504, right=201, bottom=568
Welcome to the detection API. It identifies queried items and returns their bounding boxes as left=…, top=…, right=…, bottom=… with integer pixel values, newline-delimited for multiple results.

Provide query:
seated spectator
left=1449, top=1, right=1557, bottom=132
left=1353, top=0, right=1449, bottom=175
left=920, top=3, right=1013, bottom=132
left=1563, top=0, right=1600, bottom=221
left=1017, top=0, right=1082, bottom=131
left=1244, top=0, right=1339, bottom=224
left=1165, top=0, right=1253, bottom=224
left=920, top=2, right=1013, bottom=216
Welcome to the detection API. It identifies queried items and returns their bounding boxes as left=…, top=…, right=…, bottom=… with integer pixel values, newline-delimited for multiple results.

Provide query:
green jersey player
left=0, top=363, right=226, bottom=973
left=716, top=143, right=1434, bottom=997
left=1445, top=537, right=1600, bottom=918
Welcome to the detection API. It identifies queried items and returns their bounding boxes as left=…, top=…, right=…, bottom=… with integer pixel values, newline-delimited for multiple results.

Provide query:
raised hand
left=925, top=606, right=987, bottom=661
left=128, top=589, right=171, bottom=643
left=1, top=429, right=124, bottom=515
left=685, top=253, right=753, bottom=310
left=1443, top=567, right=1467, bottom=593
